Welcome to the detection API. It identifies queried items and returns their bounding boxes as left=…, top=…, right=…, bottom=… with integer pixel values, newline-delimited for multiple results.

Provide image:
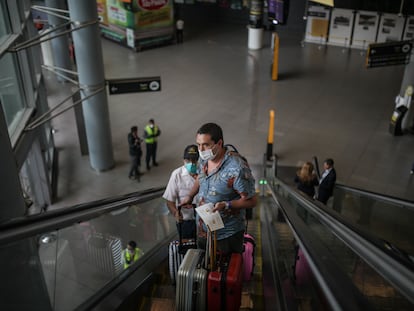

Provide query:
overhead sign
left=107, top=77, right=161, bottom=95
left=366, top=41, right=412, bottom=68
left=311, top=0, right=334, bottom=7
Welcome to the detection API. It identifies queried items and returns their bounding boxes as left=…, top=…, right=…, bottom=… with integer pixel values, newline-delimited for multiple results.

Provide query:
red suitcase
left=207, top=253, right=243, bottom=311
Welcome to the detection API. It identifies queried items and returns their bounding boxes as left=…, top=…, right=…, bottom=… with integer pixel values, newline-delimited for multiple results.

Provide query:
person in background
left=184, top=123, right=257, bottom=254
left=176, top=18, right=184, bottom=44
left=143, top=119, right=161, bottom=170
left=128, top=126, right=142, bottom=180
left=121, top=240, right=143, bottom=269
left=163, top=145, right=199, bottom=239
left=294, top=162, right=319, bottom=198
left=34, top=15, right=43, bottom=31
left=317, top=158, right=336, bottom=204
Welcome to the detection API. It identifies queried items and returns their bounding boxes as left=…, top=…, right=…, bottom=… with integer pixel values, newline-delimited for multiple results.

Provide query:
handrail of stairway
left=334, top=183, right=414, bottom=209
left=0, top=187, right=165, bottom=245
left=269, top=178, right=414, bottom=305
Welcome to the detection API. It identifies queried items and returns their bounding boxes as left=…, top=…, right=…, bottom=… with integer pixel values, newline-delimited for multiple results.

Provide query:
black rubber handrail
left=0, top=187, right=165, bottom=245
left=334, top=183, right=414, bottom=208
left=268, top=184, right=375, bottom=311
left=269, top=178, right=414, bottom=305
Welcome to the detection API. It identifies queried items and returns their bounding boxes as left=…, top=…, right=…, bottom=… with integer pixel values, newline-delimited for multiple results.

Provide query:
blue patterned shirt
left=196, top=149, right=256, bottom=240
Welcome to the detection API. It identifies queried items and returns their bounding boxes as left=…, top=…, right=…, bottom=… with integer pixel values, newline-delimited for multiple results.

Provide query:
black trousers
left=146, top=142, right=157, bottom=166
left=129, top=155, right=140, bottom=177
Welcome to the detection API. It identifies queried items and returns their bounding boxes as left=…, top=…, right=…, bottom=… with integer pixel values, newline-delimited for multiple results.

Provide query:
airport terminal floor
left=46, top=21, right=414, bottom=213
left=8, top=15, right=414, bottom=311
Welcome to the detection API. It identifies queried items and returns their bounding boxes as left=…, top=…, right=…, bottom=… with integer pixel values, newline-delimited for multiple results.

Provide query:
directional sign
left=366, top=41, right=412, bottom=68
left=107, top=77, right=161, bottom=95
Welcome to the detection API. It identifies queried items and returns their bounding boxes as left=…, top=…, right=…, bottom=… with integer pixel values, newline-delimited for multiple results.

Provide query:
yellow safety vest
left=124, top=248, right=143, bottom=269
left=144, top=125, right=159, bottom=144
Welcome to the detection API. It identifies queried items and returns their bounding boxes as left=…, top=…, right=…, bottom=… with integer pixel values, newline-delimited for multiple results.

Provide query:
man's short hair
left=149, top=119, right=154, bottom=124
left=325, top=158, right=334, bottom=167
left=131, top=126, right=137, bottom=132
left=128, top=240, right=137, bottom=248
left=197, top=123, right=223, bottom=144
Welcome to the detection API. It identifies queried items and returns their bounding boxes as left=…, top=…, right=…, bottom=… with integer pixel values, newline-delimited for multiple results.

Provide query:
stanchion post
left=272, top=33, right=279, bottom=81
left=266, top=109, right=275, bottom=161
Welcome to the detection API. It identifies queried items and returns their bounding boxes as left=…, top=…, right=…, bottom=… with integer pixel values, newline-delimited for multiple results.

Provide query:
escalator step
left=153, top=285, right=175, bottom=299
left=147, top=298, right=175, bottom=311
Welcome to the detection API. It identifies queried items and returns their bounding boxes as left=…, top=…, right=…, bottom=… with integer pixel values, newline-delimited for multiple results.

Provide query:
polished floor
left=45, top=20, right=414, bottom=212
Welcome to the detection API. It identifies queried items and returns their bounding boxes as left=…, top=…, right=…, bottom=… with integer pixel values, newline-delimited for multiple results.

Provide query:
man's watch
left=224, top=201, right=232, bottom=211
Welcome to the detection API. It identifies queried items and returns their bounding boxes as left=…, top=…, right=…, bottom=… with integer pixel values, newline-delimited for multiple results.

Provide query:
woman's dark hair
left=197, top=123, right=223, bottom=144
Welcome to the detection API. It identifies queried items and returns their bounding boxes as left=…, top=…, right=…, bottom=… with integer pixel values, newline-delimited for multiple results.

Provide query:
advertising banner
left=305, top=5, right=331, bottom=44
left=351, top=11, right=379, bottom=49
left=377, top=13, right=405, bottom=43
left=328, top=8, right=354, bottom=47
left=106, top=0, right=173, bottom=30
left=403, top=16, right=414, bottom=40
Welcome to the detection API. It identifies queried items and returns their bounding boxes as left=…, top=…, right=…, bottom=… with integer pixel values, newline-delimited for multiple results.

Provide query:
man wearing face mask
left=144, top=118, right=161, bottom=170
left=184, top=123, right=257, bottom=254
left=163, top=145, right=199, bottom=239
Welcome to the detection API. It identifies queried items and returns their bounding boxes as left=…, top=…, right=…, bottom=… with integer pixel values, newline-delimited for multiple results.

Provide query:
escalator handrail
left=271, top=177, right=414, bottom=305
left=334, top=183, right=414, bottom=209
left=0, top=187, right=165, bottom=229
left=0, top=187, right=165, bottom=245
left=267, top=184, right=374, bottom=311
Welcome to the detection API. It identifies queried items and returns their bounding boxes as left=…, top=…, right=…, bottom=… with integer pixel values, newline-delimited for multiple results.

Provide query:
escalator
left=0, top=167, right=413, bottom=310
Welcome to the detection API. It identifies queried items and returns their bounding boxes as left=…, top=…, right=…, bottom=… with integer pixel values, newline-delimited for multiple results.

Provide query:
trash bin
left=389, top=105, right=408, bottom=136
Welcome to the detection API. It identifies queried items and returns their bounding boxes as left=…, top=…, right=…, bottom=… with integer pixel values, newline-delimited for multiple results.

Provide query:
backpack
left=224, top=144, right=253, bottom=220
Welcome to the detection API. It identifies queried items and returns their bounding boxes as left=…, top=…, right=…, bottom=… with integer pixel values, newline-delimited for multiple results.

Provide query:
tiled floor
left=46, top=20, right=414, bottom=212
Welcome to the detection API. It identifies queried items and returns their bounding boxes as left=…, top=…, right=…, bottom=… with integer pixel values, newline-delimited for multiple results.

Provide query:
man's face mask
left=199, top=146, right=216, bottom=161
left=185, top=162, right=197, bottom=174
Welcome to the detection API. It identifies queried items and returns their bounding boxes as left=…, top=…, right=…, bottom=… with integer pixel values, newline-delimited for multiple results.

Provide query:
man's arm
left=213, top=193, right=257, bottom=213
left=181, top=178, right=199, bottom=206
left=166, top=200, right=181, bottom=222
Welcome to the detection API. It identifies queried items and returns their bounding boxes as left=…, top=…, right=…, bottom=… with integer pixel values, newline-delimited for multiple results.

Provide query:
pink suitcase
left=243, top=233, right=255, bottom=281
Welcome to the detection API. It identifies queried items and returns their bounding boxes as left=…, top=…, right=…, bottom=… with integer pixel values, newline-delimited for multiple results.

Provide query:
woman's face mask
left=185, top=162, right=197, bottom=174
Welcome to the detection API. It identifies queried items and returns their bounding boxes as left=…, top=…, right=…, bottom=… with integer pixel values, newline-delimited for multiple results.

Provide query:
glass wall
left=0, top=2, right=9, bottom=46
left=0, top=0, right=55, bottom=217
left=0, top=53, right=26, bottom=137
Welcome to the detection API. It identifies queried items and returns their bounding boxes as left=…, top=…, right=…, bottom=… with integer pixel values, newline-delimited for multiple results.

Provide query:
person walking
left=294, top=162, right=319, bottom=198
left=127, top=126, right=142, bottom=180
left=143, top=119, right=161, bottom=170
left=163, top=144, right=199, bottom=239
left=176, top=18, right=184, bottom=43
left=184, top=123, right=257, bottom=254
left=317, top=158, right=336, bottom=204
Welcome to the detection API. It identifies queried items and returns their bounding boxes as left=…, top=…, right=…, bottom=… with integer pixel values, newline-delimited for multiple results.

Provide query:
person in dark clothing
left=128, top=126, right=142, bottom=180
left=294, top=162, right=319, bottom=198
left=317, top=158, right=337, bottom=204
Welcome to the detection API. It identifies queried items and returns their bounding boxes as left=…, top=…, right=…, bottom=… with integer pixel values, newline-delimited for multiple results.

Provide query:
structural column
left=45, top=0, right=72, bottom=82
left=67, top=0, right=114, bottom=171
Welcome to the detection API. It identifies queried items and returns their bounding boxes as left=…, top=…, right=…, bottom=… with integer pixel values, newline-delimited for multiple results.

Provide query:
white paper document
left=195, top=203, right=225, bottom=232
